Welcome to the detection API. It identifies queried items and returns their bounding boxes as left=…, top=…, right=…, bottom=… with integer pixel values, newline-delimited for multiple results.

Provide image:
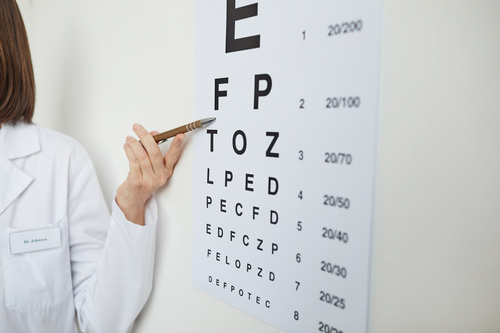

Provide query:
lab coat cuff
left=111, top=196, right=158, bottom=238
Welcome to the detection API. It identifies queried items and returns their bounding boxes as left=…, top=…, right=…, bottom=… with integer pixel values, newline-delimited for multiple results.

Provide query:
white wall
left=18, top=0, right=500, bottom=332
left=371, top=2, right=500, bottom=332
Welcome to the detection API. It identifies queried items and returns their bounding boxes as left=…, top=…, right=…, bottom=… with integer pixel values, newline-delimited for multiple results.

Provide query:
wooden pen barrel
left=152, top=120, right=202, bottom=143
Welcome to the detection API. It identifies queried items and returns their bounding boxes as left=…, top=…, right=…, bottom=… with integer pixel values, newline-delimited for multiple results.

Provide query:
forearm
left=75, top=199, right=158, bottom=333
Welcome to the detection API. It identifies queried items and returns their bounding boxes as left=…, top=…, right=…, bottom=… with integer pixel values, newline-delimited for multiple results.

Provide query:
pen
left=152, top=117, right=216, bottom=144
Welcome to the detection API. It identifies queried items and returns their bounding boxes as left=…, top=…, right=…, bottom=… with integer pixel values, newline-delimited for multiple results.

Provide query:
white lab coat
left=0, top=123, right=157, bottom=332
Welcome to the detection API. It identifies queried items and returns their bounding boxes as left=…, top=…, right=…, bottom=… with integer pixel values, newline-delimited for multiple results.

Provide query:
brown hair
left=0, top=0, right=35, bottom=125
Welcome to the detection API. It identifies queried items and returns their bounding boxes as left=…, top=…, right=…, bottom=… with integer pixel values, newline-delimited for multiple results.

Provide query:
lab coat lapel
left=0, top=123, right=39, bottom=215
left=0, top=155, right=33, bottom=215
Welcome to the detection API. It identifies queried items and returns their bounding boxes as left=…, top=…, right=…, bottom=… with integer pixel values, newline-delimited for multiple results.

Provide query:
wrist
left=116, top=184, right=150, bottom=226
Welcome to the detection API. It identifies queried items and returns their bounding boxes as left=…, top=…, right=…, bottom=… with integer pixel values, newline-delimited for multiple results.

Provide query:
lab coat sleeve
left=67, top=159, right=157, bottom=333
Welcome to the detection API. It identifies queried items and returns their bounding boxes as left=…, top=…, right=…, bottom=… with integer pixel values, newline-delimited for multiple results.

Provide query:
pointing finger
left=132, top=124, right=164, bottom=175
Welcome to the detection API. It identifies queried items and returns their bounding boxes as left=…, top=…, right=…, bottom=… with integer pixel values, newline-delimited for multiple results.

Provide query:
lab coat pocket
left=1, top=217, right=72, bottom=312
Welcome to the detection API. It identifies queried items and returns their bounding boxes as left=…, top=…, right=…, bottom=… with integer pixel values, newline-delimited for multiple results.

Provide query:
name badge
left=9, top=226, right=61, bottom=255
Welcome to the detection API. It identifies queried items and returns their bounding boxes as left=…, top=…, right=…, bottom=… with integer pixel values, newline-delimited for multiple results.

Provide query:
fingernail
left=133, top=123, right=141, bottom=130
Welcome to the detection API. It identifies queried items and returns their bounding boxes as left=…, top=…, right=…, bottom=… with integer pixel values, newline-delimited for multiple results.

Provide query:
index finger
left=133, top=123, right=165, bottom=172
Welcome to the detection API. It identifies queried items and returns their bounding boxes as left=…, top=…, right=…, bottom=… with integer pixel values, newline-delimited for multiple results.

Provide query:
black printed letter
left=207, top=129, right=218, bottom=152
left=266, top=132, right=279, bottom=158
left=254, top=74, right=272, bottom=109
left=215, top=78, right=228, bottom=110
left=232, top=130, right=247, bottom=155
left=226, top=0, right=260, bottom=53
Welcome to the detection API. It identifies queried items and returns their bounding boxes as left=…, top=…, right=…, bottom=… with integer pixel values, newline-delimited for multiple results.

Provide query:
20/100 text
left=326, top=96, right=361, bottom=109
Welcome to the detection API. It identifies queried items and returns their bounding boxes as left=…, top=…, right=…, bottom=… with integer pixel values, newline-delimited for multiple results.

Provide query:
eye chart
left=192, top=1, right=382, bottom=332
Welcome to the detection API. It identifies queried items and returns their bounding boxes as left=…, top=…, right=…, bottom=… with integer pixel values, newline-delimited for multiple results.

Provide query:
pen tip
left=200, top=117, right=216, bottom=126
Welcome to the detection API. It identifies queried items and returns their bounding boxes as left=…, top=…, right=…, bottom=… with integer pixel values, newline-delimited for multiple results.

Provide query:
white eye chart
left=192, top=1, right=382, bottom=332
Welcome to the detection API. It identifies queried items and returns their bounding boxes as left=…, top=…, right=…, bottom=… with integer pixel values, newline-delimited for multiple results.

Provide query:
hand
left=116, top=123, right=185, bottom=225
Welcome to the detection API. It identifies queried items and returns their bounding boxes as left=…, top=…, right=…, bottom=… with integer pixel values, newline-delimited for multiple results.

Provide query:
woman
left=0, top=0, right=185, bottom=331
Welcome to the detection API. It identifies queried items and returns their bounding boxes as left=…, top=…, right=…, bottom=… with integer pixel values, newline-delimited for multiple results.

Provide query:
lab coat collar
left=0, top=122, right=40, bottom=160
left=0, top=122, right=38, bottom=215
